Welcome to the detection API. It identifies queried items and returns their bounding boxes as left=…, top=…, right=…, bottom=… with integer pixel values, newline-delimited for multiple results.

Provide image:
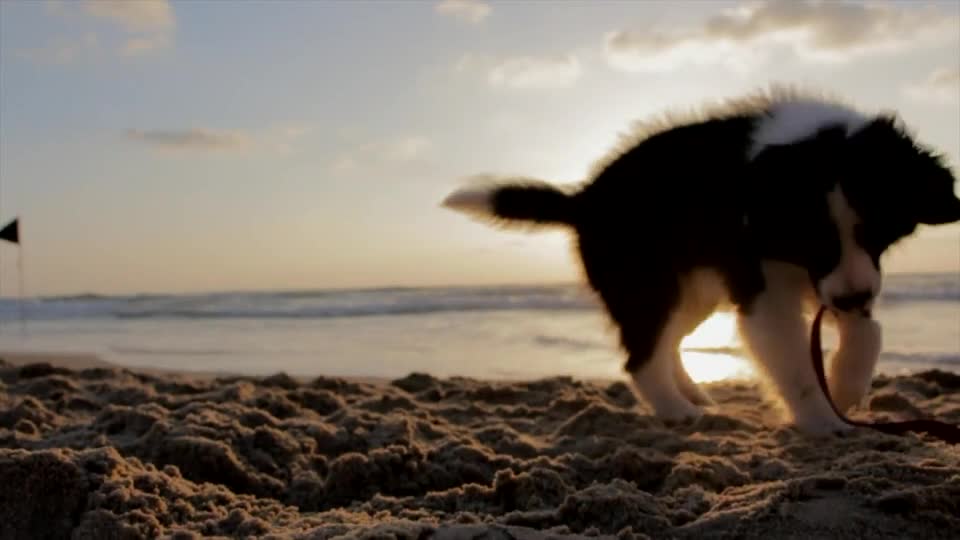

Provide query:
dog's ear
left=916, top=190, right=960, bottom=225
left=912, top=159, right=960, bottom=225
left=858, top=116, right=960, bottom=226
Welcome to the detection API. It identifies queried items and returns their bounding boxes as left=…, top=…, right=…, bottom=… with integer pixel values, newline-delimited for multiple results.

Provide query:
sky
left=0, top=0, right=958, bottom=296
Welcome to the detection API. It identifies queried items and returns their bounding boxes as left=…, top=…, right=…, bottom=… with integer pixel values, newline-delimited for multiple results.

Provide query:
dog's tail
left=441, top=176, right=578, bottom=228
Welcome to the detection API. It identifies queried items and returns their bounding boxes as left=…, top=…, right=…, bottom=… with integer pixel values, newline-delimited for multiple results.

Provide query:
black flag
left=0, top=218, right=19, bottom=244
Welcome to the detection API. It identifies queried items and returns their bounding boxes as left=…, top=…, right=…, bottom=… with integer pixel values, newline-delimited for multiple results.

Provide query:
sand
left=1, top=354, right=958, bottom=540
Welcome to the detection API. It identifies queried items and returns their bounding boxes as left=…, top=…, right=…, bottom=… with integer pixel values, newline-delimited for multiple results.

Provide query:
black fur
left=451, top=92, right=960, bottom=376
left=491, top=182, right=577, bottom=226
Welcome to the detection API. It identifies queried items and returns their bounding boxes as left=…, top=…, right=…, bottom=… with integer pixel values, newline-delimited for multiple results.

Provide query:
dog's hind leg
left=578, top=239, right=704, bottom=422
left=674, top=353, right=715, bottom=406
left=616, top=285, right=705, bottom=423
left=670, top=269, right=725, bottom=407
left=626, top=337, right=703, bottom=422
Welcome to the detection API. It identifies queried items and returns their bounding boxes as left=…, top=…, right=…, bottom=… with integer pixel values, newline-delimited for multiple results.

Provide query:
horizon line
left=3, top=269, right=957, bottom=301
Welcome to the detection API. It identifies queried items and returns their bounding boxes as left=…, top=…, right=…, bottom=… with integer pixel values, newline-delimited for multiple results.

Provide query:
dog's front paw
left=653, top=400, right=704, bottom=424
left=679, top=383, right=716, bottom=407
left=828, top=380, right=869, bottom=413
left=791, top=414, right=854, bottom=437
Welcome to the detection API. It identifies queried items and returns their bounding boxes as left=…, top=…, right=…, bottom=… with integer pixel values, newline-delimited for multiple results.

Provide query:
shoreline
left=0, top=348, right=637, bottom=387
left=0, top=349, right=398, bottom=386
left=0, top=349, right=255, bottom=382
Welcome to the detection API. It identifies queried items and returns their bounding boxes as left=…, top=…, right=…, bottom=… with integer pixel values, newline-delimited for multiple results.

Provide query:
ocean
left=0, top=273, right=956, bottom=383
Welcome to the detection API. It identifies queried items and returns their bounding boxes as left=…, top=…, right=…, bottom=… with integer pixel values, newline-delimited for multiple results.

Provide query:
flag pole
left=0, top=218, right=22, bottom=335
left=17, top=220, right=24, bottom=336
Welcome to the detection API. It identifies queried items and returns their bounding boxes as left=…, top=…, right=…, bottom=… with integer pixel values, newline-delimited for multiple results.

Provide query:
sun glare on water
left=679, top=312, right=756, bottom=383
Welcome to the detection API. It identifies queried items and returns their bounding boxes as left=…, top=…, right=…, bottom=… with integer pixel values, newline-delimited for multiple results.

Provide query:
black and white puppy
left=442, top=89, right=960, bottom=436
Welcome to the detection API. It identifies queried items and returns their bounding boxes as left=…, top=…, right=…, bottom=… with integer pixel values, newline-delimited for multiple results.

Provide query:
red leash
left=810, top=306, right=960, bottom=444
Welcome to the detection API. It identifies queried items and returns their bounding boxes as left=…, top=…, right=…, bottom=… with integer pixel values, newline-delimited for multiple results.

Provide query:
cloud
left=435, top=0, right=491, bottom=24
left=329, top=156, right=361, bottom=175
left=118, top=33, right=171, bottom=56
left=126, top=129, right=252, bottom=151
left=22, top=0, right=174, bottom=62
left=125, top=124, right=311, bottom=154
left=905, top=67, right=960, bottom=104
left=266, top=125, right=313, bottom=154
left=488, top=55, right=582, bottom=90
left=329, top=135, right=433, bottom=174
left=605, top=0, right=960, bottom=73
left=385, top=136, right=433, bottom=161
left=456, top=53, right=583, bottom=90
left=15, top=32, right=99, bottom=65
left=82, top=0, right=174, bottom=33
left=86, top=0, right=174, bottom=56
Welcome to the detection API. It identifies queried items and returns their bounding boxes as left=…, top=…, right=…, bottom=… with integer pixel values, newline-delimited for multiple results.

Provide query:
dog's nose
left=831, top=290, right=874, bottom=313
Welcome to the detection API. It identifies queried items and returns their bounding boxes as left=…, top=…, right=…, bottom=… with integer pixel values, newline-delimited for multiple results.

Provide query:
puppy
left=441, top=88, right=960, bottom=436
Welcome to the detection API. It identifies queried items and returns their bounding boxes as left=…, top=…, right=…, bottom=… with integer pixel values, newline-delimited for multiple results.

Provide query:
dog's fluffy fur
left=442, top=88, right=960, bottom=436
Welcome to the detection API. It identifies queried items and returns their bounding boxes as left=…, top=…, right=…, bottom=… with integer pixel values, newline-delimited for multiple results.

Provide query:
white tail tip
left=441, top=186, right=495, bottom=216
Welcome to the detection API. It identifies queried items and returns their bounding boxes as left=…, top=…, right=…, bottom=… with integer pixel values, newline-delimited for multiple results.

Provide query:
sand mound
left=1, top=358, right=958, bottom=539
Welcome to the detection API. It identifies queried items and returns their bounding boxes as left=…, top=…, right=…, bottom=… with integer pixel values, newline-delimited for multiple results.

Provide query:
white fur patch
left=737, top=262, right=852, bottom=435
left=818, top=188, right=882, bottom=308
left=442, top=186, right=495, bottom=217
left=630, top=351, right=703, bottom=421
left=748, top=98, right=872, bottom=159
left=684, top=268, right=729, bottom=315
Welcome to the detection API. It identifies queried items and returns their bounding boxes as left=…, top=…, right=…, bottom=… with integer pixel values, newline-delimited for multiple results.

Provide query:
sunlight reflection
left=679, top=312, right=756, bottom=383
left=681, top=311, right=738, bottom=349
left=681, top=351, right=755, bottom=383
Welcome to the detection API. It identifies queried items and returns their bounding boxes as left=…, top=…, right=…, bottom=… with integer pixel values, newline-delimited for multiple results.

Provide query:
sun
left=679, top=312, right=755, bottom=383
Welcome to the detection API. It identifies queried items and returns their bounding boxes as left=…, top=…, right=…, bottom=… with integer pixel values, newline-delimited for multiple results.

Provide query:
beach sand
left=1, top=353, right=958, bottom=539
